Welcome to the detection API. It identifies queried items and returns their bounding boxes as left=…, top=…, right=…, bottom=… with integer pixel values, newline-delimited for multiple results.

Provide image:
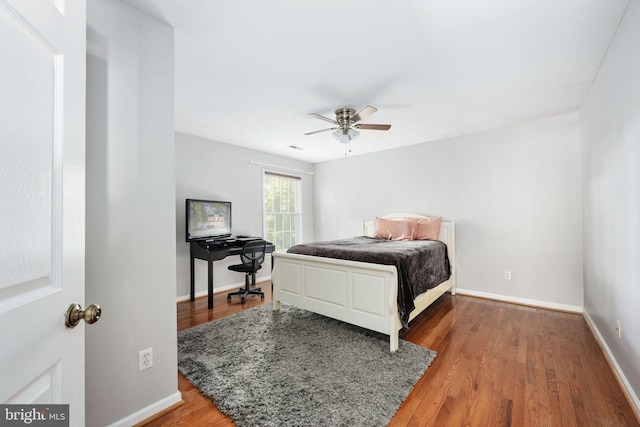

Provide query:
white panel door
left=0, top=0, right=87, bottom=424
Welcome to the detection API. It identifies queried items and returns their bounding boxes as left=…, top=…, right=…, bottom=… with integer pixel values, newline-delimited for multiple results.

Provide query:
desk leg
left=190, top=251, right=195, bottom=301
left=208, top=259, right=214, bottom=309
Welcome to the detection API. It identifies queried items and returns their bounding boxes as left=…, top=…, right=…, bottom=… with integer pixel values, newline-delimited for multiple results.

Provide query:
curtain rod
left=249, top=160, right=314, bottom=176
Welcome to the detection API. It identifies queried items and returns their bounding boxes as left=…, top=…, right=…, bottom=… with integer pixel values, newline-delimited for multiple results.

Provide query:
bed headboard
left=361, top=213, right=456, bottom=276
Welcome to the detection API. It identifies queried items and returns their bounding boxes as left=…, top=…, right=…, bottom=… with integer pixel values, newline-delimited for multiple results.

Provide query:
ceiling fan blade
left=308, top=113, right=337, bottom=124
left=351, top=105, right=377, bottom=123
left=354, top=123, right=391, bottom=131
left=304, top=127, right=337, bottom=136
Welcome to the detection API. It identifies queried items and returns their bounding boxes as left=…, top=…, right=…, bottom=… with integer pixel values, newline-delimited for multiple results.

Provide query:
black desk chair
left=227, top=239, right=267, bottom=304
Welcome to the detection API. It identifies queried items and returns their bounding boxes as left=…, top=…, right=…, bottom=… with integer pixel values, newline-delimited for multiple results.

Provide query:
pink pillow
left=373, top=217, right=414, bottom=240
left=406, top=216, right=442, bottom=240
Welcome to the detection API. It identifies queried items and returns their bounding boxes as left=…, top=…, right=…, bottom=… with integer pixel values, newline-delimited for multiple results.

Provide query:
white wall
left=314, top=113, right=583, bottom=310
left=581, top=0, right=640, bottom=408
left=175, top=132, right=315, bottom=299
left=86, top=1, right=180, bottom=425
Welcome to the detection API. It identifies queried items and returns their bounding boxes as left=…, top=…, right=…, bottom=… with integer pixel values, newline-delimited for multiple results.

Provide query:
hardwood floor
left=144, top=283, right=639, bottom=426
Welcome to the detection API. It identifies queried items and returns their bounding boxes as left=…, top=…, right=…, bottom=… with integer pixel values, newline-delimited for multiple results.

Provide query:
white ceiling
left=124, top=0, right=628, bottom=163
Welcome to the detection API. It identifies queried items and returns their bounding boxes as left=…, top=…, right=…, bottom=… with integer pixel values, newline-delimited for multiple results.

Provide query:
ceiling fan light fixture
left=332, top=128, right=360, bottom=144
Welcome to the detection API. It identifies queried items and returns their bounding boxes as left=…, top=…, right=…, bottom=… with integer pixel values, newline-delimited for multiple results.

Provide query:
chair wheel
left=261, top=295, right=265, bottom=300
left=241, top=297, right=246, bottom=304
left=227, top=295, right=231, bottom=301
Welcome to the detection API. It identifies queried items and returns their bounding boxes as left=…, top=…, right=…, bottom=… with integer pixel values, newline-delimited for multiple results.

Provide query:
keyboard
left=236, top=236, right=262, bottom=242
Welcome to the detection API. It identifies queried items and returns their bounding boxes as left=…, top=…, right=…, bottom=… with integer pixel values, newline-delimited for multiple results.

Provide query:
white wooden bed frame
left=272, top=214, right=456, bottom=351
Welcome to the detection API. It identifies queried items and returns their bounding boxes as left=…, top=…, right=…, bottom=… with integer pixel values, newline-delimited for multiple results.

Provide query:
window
left=263, top=172, right=301, bottom=250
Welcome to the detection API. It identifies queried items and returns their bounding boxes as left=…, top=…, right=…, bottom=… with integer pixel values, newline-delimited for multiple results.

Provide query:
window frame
left=262, top=169, right=303, bottom=251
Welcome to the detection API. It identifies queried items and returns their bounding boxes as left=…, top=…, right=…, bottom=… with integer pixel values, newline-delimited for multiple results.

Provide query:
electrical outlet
left=504, top=271, right=511, bottom=280
left=616, top=320, right=621, bottom=338
left=139, top=348, right=153, bottom=371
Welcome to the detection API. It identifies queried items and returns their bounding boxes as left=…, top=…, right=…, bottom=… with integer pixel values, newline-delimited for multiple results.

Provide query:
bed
left=271, top=213, right=456, bottom=351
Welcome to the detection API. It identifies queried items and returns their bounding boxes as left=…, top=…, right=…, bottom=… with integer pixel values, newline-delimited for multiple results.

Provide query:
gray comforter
left=287, top=237, right=451, bottom=328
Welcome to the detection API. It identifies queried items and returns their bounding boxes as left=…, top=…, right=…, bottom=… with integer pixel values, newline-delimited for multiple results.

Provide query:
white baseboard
left=107, top=391, right=182, bottom=427
left=176, top=276, right=272, bottom=303
left=455, top=288, right=583, bottom=313
left=583, top=311, right=640, bottom=420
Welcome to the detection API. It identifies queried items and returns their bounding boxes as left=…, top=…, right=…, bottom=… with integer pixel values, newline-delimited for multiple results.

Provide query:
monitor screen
left=185, top=199, right=232, bottom=242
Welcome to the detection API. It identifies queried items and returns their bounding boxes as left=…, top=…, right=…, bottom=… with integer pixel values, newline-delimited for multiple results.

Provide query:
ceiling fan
left=304, top=105, right=391, bottom=144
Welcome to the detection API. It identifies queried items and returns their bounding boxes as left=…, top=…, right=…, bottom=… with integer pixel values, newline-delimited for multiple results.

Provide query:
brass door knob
left=65, top=303, right=101, bottom=328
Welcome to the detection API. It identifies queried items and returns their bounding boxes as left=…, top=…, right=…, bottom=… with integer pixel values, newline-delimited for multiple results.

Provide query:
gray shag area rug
left=177, top=304, right=436, bottom=427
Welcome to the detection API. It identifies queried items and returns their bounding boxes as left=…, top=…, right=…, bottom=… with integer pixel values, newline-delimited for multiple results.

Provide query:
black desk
left=190, top=239, right=275, bottom=309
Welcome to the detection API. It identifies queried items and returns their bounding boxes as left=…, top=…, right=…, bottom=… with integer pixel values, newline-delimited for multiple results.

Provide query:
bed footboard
left=272, top=251, right=402, bottom=351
